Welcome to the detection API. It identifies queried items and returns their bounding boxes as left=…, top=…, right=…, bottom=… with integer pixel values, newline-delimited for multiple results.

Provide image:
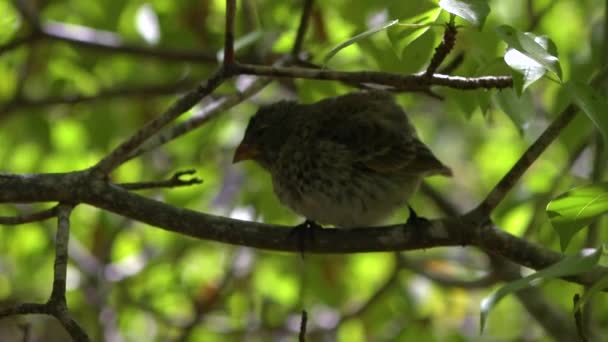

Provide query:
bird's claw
left=405, top=205, right=431, bottom=227
left=288, top=219, right=322, bottom=258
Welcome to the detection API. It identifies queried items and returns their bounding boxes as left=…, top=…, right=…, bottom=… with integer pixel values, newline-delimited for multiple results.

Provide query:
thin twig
left=223, top=0, right=237, bottom=65
left=232, top=63, right=512, bottom=90
left=1, top=78, right=198, bottom=118
left=475, top=106, right=577, bottom=216
left=424, top=20, right=457, bottom=77
left=0, top=205, right=58, bottom=224
left=118, top=170, right=203, bottom=190
left=40, top=21, right=217, bottom=63
left=92, top=69, right=226, bottom=174
left=50, top=204, right=73, bottom=302
left=298, top=310, right=308, bottom=342
left=573, top=294, right=588, bottom=342
left=0, top=33, right=39, bottom=56
left=126, top=76, right=273, bottom=161
left=0, top=204, right=90, bottom=341
left=292, top=0, right=314, bottom=57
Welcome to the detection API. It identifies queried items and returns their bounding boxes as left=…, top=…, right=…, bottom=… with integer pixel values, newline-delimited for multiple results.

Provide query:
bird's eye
left=254, top=124, right=269, bottom=135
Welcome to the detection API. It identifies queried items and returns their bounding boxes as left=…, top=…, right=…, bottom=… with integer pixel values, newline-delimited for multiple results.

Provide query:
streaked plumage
left=234, top=91, right=451, bottom=227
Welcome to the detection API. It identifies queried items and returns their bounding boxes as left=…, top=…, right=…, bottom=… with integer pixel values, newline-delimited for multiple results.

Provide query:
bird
left=233, top=91, right=451, bottom=228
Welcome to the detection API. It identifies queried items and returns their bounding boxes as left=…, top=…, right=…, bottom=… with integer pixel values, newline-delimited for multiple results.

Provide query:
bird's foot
left=288, top=219, right=322, bottom=258
left=405, top=205, right=431, bottom=227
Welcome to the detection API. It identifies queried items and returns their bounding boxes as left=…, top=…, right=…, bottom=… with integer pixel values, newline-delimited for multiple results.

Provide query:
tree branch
left=0, top=205, right=58, bottom=224
left=474, top=66, right=608, bottom=217
left=40, top=21, right=217, bottom=63
left=230, top=63, right=512, bottom=90
left=223, top=0, right=237, bottom=65
left=424, top=20, right=457, bottom=77
left=1, top=172, right=607, bottom=288
left=92, top=69, right=226, bottom=174
left=292, top=0, right=314, bottom=57
left=50, top=204, right=72, bottom=302
left=0, top=78, right=198, bottom=118
left=0, top=204, right=90, bottom=341
left=126, top=75, right=273, bottom=161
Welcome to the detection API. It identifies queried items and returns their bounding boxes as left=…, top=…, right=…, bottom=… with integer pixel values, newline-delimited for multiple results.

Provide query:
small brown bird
left=233, top=91, right=451, bottom=227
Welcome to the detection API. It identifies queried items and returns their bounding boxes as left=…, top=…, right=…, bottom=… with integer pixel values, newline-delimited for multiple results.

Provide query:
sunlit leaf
left=323, top=19, right=399, bottom=65
left=565, top=81, right=608, bottom=148
left=504, top=43, right=545, bottom=93
left=135, top=3, right=160, bottom=45
left=496, top=26, right=562, bottom=80
left=387, top=8, right=442, bottom=57
left=480, top=247, right=603, bottom=334
left=547, top=182, right=608, bottom=251
left=439, top=0, right=490, bottom=28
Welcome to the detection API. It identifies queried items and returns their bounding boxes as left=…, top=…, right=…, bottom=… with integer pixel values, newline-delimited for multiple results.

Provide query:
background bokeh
left=1, top=0, right=606, bottom=341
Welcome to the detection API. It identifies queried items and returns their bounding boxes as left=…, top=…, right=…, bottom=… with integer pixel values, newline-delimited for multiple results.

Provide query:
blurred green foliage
left=1, top=0, right=607, bottom=341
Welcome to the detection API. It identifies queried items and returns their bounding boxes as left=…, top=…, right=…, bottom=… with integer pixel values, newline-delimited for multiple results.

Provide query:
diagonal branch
left=93, top=0, right=243, bottom=175
left=125, top=75, right=273, bottom=161
left=92, top=69, right=226, bottom=175
left=474, top=104, right=578, bottom=217
left=473, top=66, right=608, bottom=218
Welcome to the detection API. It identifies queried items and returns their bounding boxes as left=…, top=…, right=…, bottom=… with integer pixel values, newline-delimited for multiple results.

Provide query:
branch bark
left=1, top=171, right=606, bottom=288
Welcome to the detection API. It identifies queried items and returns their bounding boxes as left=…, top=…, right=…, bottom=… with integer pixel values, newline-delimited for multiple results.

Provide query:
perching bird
left=233, top=91, right=451, bottom=227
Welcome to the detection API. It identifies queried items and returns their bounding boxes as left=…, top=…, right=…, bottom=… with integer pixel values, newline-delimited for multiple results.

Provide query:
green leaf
left=387, top=8, right=442, bottom=58
left=480, top=247, right=603, bottom=334
left=323, top=19, right=399, bottom=66
left=496, top=25, right=562, bottom=80
left=564, top=81, right=608, bottom=148
left=493, top=88, right=535, bottom=133
left=547, top=182, right=608, bottom=251
left=503, top=36, right=551, bottom=93
left=439, top=0, right=490, bottom=28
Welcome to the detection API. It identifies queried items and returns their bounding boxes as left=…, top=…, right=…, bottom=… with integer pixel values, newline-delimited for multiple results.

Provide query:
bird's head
left=233, top=100, right=297, bottom=169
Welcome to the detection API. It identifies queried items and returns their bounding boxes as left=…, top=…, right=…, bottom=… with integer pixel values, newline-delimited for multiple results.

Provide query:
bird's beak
left=233, top=143, right=258, bottom=163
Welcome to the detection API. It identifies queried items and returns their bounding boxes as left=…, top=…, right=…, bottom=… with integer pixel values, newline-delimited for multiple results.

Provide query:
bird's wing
left=313, top=92, right=450, bottom=175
